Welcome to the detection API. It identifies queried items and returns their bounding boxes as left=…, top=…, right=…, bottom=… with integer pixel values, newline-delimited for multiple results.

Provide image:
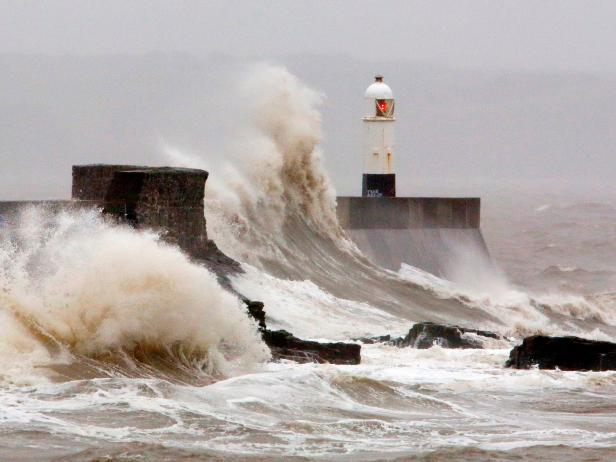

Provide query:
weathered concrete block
left=71, top=164, right=240, bottom=278
left=103, top=168, right=209, bottom=252
left=336, top=197, right=481, bottom=230
left=72, top=164, right=147, bottom=203
left=336, top=196, right=488, bottom=273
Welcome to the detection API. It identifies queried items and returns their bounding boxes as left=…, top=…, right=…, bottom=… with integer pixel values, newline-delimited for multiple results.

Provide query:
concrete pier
left=336, top=196, right=490, bottom=276
left=0, top=165, right=240, bottom=279
left=337, top=197, right=481, bottom=229
left=72, top=164, right=209, bottom=255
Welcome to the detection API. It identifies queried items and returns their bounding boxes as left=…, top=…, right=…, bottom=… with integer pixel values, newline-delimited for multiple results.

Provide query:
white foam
left=399, top=263, right=616, bottom=339
left=4, top=345, right=616, bottom=457
left=232, top=264, right=408, bottom=340
left=0, top=207, right=269, bottom=383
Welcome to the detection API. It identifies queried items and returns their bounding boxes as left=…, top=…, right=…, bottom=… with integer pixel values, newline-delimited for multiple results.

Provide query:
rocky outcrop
left=195, top=239, right=242, bottom=288
left=506, top=335, right=616, bottom=371
left=354, top=334, right=394, bottom=345
left=262, top=329, right=361, bottom=365
left=356, top=322, right=500, bottom=349
left=392, top=322, right=501, bottom=349
left=243, top=300, right=266, bottom=330
left=242, top=299, right=361, bottom=365
left=395, top=322, right=499, bottom=349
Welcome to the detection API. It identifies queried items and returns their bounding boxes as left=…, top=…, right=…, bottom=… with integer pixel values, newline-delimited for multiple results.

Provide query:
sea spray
left=162, top=64, right=616, bottom=341
left=0, top=206, right=269, bottom=383
left=399, top=263, right=616, bottom=339
left=165, top=63, right=349, bottom=268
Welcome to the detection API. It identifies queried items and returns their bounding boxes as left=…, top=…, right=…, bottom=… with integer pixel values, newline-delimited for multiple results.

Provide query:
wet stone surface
left=506, top=335, right=616, bottom=371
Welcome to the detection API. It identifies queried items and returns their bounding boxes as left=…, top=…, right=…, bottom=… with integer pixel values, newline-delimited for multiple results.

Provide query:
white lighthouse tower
left=362, top=75, right=396, bottom=197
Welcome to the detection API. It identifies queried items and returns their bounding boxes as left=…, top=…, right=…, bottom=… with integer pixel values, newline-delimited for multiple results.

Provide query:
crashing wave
left=160, top=63, right=616, bottom=343
left=0, top=206, right=269, bottom=384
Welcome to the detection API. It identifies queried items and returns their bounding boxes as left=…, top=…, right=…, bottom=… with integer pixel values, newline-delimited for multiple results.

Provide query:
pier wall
left=1, top=168, right=490, bottom=281
left=337, top=197, right=481, bottom=230
left=336, top=196, right=490, bottom=276
left=72, top=164, right=209, bottom=255
left=0, top=165, right=239, bottom=278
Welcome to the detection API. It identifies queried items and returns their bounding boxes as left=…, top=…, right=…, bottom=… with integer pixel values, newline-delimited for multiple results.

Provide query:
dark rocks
left=197, top=239, right=243, bottom=290
left=354, top=334, right=394, bottom=345
left=353, top=322, right=501, bottom=349
left=395, top=322, right=500, bottom=349
left=506, top=335, right=616, bottom=371
left=263, top=329, right=361, bottom=365
left=242, top=299, right=266, bottom=330
left=242, top=299, right=361, bottom=365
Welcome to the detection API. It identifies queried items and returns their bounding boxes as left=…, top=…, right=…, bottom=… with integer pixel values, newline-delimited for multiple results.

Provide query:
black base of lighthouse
left=362, top=174, right=396, bottom=198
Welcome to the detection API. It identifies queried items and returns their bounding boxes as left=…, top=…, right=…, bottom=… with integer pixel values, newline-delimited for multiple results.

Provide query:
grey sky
left=1, top=1, right=615, bottom=201
left=2, top=0, right=616, bottom=72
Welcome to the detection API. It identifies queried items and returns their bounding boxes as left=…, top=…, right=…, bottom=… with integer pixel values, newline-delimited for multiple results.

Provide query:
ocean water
left=1, top=65, right=615, bottom=461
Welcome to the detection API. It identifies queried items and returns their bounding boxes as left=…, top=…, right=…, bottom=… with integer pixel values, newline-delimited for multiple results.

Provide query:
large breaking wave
left=165, top=63, right=616, bottom=342
left=0, top=207, right=269, bottom=384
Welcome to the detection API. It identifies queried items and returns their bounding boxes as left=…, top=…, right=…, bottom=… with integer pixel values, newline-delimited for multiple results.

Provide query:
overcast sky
left=2, top=0, right=616, bottom=72
left=1, top=1, right=615, bottom=200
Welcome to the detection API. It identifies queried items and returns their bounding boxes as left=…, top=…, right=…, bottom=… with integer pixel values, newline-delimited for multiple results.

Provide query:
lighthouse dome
left=365, top=75, right=393, bottom=99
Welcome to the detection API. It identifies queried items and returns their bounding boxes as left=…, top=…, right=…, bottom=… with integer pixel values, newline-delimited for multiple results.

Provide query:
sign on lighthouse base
left=362, top=173, right=396, bottom=197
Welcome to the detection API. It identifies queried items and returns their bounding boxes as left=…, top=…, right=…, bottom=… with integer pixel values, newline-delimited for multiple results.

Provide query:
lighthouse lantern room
left=362, top=75, right=396, bottom=197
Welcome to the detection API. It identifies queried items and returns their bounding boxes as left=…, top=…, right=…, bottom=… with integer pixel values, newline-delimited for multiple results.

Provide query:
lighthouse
left=362, top=75, right=396, bottom=197
left=336, top=74, right=486, bottom=275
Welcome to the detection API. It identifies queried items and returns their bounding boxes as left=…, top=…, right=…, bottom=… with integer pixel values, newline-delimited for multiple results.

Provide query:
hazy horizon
left=3, top=1, right=616, bottom=73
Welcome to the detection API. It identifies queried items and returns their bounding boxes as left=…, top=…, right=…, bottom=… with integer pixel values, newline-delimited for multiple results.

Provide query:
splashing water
left=165, top=64, right=347, bottom=267
left=163, top=63, right=616, bottom=341
left=0, top=206, right=269, bottom=385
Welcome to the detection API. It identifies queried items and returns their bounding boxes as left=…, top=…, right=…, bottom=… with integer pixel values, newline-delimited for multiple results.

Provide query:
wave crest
left=0, top=207, right=269, bottom=383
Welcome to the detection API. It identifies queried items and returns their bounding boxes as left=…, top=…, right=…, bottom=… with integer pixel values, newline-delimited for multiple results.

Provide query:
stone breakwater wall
left=336, top=197, right=481, bottom=230
left=72, top=164, right=210, bottom=259
left=0, top=165, right=239, bottom=278
left=336, top=196, right=490, bottom=276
